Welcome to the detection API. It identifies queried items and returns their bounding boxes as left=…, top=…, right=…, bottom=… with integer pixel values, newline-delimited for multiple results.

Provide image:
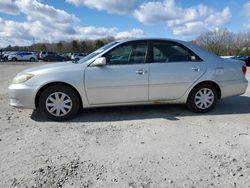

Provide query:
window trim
left=102, top=40, right=150, bottom=66
left=149, top=40, right=203, bottom=63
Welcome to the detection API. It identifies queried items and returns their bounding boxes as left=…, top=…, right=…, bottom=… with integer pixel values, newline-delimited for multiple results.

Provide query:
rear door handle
left=136, top=69, right=147, bottom=75
left=192, top=67, right=200, bottom=72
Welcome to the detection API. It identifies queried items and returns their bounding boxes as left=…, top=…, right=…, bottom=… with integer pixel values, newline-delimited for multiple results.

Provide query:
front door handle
left=136, top=70, right=147, bottom=75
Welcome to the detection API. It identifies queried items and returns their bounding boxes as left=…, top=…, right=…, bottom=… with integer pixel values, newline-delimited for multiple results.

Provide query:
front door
left=85, top=41, right=149, bottom=105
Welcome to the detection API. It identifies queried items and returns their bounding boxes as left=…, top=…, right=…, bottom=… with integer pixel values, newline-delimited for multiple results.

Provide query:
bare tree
left=194, top=29, right=250, bottom=56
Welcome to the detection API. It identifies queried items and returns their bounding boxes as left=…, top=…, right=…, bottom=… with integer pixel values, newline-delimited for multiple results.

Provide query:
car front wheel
left=39, top=85, right=80, bottom=121
left=30, top=57, right=35, bottom=62
left=187, top=84, right=218, bottom=113
left=12, top=57, right=17, bottom=61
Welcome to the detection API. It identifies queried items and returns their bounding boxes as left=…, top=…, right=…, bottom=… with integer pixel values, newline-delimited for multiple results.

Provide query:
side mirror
left=92, top=57, right=106, bottom=66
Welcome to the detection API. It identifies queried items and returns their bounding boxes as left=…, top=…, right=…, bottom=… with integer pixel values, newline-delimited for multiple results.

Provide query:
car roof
left=116, top=38, right=185, bottom=44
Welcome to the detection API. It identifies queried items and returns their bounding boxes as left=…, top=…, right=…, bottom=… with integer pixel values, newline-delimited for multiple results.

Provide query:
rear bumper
left=8, top=84, right=37, bottom=109
left=220, top=78, right=248, bottom=98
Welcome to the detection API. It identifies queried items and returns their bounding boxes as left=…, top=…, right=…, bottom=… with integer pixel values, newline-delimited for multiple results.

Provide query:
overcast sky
left=0, top=0, right=249, bottom=47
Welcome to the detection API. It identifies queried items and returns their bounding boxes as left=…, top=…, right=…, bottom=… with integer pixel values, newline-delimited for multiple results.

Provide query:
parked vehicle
left=228, top=56, right=250, bottom=67
left=0, top=50, right=3, bottom=61
left=58, top=53, right=71, bottom=61
left=39, top=51, right=57, bottom=60
left=2, top=51, right=17, bottom=61
left=220, top=56, right=235, bottom=59
left=71, top=53, right=88, bottom=61
left=43, top=53, right=66, bottom=62
left=8, top=52, right=37, bottom=61
left=239, top=56, right=250, bottom=67
left=8, top=39, right=248, bottom=121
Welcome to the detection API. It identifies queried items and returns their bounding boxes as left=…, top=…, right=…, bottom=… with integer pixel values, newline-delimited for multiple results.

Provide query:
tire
left=30, top=57, right=35, bottom=62
left=187, top=84, right=218, bottom=113
left=39, top=85, right=80, bottom=121
left=12, top=57, right=17, bottom=61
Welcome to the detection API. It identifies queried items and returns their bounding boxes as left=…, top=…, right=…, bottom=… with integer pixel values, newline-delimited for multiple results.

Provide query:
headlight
left=12, top=74, right=34, bottom=84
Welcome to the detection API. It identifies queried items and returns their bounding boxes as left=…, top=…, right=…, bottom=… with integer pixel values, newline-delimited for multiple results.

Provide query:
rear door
left=85, top=41, right=149, bottom=105
left=149, top=40, right=206, bottom=101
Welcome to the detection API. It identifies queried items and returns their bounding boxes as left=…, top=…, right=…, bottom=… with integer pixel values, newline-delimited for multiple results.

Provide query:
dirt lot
left=0, top=62, right=250, bottom=188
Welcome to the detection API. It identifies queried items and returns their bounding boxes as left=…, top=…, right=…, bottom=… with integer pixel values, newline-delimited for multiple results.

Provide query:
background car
left=2, top=51, right=17, bottom=61
left=58, top=53, right=71, bottom=61
left=70, top=53, right=88, bottom=61
left=228, top=56, right=250, bottom=67
left=8, top=52, right=37, bottom=61
left=238, top=56, right=250, bottom=66
left=39, top=51, right=57, bottom=60
left=43, top=53, right=66, bottom=62
left=0, top=50, right=3, bottom=61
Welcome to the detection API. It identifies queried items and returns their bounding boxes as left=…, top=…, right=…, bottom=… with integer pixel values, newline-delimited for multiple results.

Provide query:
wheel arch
left=35, top=82, right=83, bottom=109
left=188, top=80, right=221, bottom=100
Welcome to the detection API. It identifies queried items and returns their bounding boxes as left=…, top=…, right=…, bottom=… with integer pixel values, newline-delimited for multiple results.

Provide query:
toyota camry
left=8, top=39, right=248, bottom=120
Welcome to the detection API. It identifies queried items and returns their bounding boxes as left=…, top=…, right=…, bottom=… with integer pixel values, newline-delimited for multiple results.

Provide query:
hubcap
left=194, top=88, right=214, bottom=109
left=45, top=92, right=72, bottom=117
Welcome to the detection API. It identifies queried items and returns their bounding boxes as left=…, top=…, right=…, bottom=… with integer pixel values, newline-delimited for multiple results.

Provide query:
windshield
left=78, top=41, right=119, bottom=63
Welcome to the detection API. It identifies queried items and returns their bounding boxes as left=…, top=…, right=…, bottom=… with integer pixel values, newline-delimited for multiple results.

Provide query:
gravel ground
left=0, top=62, right=250, bottom=188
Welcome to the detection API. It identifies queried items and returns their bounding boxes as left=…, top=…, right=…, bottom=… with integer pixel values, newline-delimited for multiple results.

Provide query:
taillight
left=242, top=65, right=247, bottom=75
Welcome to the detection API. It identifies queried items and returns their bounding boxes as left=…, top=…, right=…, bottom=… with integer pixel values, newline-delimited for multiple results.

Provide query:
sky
left=0, top=0, right=249, bottom=47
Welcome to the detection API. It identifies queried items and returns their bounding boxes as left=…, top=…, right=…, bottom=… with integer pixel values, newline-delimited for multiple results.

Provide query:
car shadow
left=31, top=96, right=250, bottom=122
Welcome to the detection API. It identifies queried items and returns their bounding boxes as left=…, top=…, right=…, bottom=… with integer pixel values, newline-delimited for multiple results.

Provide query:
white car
left=8, top=52, right=37, bottom=62
left=3, top=51, right=18, bottom=61
left=8, top=39, right=248, bottom=121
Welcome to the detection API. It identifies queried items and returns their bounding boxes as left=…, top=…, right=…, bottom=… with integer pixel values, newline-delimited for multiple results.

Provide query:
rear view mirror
left=92, top=57, right=106, bottom=66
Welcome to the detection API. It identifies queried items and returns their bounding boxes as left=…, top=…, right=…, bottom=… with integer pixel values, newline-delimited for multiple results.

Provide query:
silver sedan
left=8, top=39, right=248, bottom=120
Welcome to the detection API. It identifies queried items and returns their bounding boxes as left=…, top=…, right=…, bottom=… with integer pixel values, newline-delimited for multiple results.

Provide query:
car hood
left=17, top=61, right=79, bottom=76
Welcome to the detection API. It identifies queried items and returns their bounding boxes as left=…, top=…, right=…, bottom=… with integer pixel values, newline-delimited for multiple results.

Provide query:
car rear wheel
left=12, top=57, right=17, bottom=61
left=187, top=84, right=218, bottom=113
left=39, top=85, right=80, bottom=121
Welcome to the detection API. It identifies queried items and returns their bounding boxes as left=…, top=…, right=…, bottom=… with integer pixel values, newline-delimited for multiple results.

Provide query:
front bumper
left=8, top=83, right=37, bottom=109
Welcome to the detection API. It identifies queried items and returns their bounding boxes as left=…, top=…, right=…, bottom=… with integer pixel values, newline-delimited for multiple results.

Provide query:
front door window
left=104, top=42, right=148, bottom=65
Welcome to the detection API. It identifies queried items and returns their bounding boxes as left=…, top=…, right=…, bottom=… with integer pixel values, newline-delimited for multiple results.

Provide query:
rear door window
left=152, top=41, right=202, bottom=63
